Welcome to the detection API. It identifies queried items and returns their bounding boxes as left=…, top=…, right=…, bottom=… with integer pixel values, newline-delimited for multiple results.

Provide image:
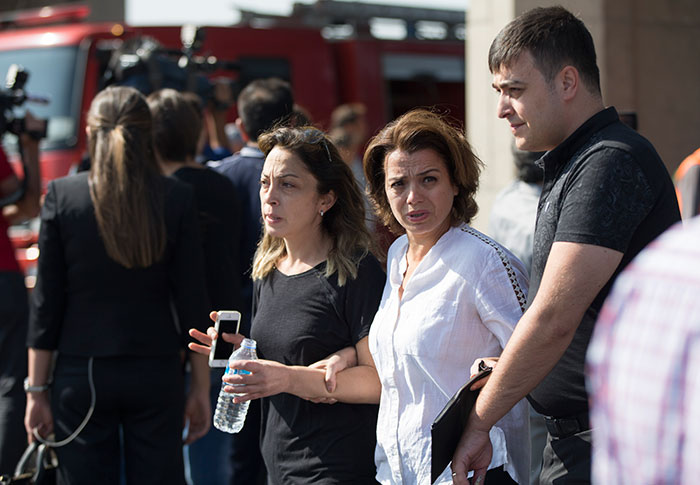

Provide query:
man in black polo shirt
left=451, top=6, right=680, bottom=484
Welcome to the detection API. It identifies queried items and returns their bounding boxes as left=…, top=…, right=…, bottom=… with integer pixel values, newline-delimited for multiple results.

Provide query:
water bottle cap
left=241, top=338, right=256, bottom=349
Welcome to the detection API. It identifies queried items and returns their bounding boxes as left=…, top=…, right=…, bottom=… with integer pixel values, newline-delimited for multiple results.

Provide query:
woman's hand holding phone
left=188, top=311, right=244, bottom=357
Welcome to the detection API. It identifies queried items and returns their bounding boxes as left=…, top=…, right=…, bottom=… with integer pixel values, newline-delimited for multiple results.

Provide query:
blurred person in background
left=330, top=103, right=374, bottom=231
left=200, top=79, right=236, bottom=162
left=587, top=217, right=700, bottom=483
left=488, top=147, right=544, bottom=275
left=147, top=88, right=242, bottom=485
left=329, top=103, right=368, bottom=185
left=210, top=78, right=294, bottom=336
left=208, top=77, right=295, bottom=485
left=290, top=103, right=313, bottom=127
left=0, top=112, right=41, bottom=476
left=224, top=123, right=244, bottom=155
left=24, top=86, right=211, bottom=485
left=674, top=147, right=700, bottom=219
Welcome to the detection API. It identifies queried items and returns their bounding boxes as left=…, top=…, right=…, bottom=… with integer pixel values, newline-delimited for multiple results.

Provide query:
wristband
left=23, top=377, right=50, bottom=393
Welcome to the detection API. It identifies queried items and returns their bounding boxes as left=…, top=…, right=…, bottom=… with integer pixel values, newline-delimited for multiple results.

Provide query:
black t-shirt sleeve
left=341, top=254, right=385, bottom=344
left=554, top=147, right=654, bottom=252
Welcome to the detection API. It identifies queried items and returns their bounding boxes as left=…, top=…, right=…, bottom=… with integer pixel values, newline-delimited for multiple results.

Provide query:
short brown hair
left=489, top=6, right=601, bottom=95
left=147, top=89, right=202, bottom=161
left=363, top=109, right=482, bottom=234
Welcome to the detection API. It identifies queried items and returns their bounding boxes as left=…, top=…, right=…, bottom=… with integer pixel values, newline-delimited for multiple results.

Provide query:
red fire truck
left=0, top=3, right=465, bottom=285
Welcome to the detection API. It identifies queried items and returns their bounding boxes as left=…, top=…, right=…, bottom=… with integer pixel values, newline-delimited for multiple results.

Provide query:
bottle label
left=224, top=366, right=250, bottom=397
left=224, top=367, right=251, bottom=376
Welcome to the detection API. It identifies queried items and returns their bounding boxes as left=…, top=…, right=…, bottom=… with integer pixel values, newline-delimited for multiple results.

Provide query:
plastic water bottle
left=213, top=338, right=258, bottom=433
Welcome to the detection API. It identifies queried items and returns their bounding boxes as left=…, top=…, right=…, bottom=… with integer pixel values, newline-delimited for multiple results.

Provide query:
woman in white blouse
left=361, top=109, right=530, bottom=484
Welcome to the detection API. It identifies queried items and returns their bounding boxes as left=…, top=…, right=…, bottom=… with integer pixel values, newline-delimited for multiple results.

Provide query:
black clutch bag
left=430, top=364, right=492, bottom=483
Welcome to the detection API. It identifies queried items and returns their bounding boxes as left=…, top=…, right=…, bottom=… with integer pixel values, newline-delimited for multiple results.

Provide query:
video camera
left=103, top=26, right=241, bottom=107
left=0, top=64, right=48, bottom=139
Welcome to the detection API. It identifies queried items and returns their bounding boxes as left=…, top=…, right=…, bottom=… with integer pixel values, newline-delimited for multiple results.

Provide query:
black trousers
left=0, top=271, right=28, bottom=476
left=539, top=430, right=592, bottom=484
left=52, top=354, right=186, bottom=485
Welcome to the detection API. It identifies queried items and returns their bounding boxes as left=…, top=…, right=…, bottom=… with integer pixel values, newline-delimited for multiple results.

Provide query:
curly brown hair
left=363, top=109, right=483, bottom=234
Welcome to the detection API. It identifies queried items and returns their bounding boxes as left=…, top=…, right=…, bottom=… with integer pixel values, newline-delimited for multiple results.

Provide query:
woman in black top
left=190, top=126, right=385, bottom=484
left=147, top=88, right=246, bottom=484
left=25, top=86, right=211, bottom=485
left=147, top=89, right=241, bottom=317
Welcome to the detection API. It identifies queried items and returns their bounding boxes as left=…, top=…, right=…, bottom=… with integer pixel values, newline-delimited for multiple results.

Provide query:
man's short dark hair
left=488, top=6, right=601, bottom=95
left=237, top=78, right=294, bottom=142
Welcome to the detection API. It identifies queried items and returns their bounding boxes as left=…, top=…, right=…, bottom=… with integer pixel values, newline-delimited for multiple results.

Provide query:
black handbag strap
left=13, top=441, right=57, bottom=483
left=33, top=444, right=52, bottom=484
left=13, top=441, right=40, bottom=477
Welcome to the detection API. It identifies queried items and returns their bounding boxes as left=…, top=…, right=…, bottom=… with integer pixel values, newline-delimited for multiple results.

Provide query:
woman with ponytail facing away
left=24, top=86, right=211, bottom=485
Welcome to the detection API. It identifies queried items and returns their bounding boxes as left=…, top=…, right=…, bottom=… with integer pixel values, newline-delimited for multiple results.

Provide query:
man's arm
left=451, top=241, right=623, bottom=483
left=2, top=114, right=42, bottom=223
left=183, top=352, right=211, bottom=444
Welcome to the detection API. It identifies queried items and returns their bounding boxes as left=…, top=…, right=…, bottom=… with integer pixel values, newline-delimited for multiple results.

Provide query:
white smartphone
left=209, top=310, right=242, bottom=368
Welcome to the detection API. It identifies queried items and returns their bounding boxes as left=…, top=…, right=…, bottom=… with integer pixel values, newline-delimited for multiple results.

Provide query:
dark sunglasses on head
left=301, top=128, right=332, bottom=164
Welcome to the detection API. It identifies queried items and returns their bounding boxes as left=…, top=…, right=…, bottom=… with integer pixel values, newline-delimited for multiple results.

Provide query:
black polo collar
left=539, top=107, right=620, bottom=174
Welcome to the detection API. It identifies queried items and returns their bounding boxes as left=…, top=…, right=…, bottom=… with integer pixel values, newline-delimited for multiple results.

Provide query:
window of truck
left=0, top=45, right=79, bottom=153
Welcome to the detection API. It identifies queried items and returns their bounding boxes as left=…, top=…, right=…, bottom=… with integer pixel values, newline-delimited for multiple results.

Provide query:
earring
left=320, top=210, right=325, bottom=217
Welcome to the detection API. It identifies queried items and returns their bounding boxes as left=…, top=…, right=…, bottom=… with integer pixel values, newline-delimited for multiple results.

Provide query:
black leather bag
left=430, top=366, right=492, bottom=483
left=0, top=442, right=57, bottom=485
